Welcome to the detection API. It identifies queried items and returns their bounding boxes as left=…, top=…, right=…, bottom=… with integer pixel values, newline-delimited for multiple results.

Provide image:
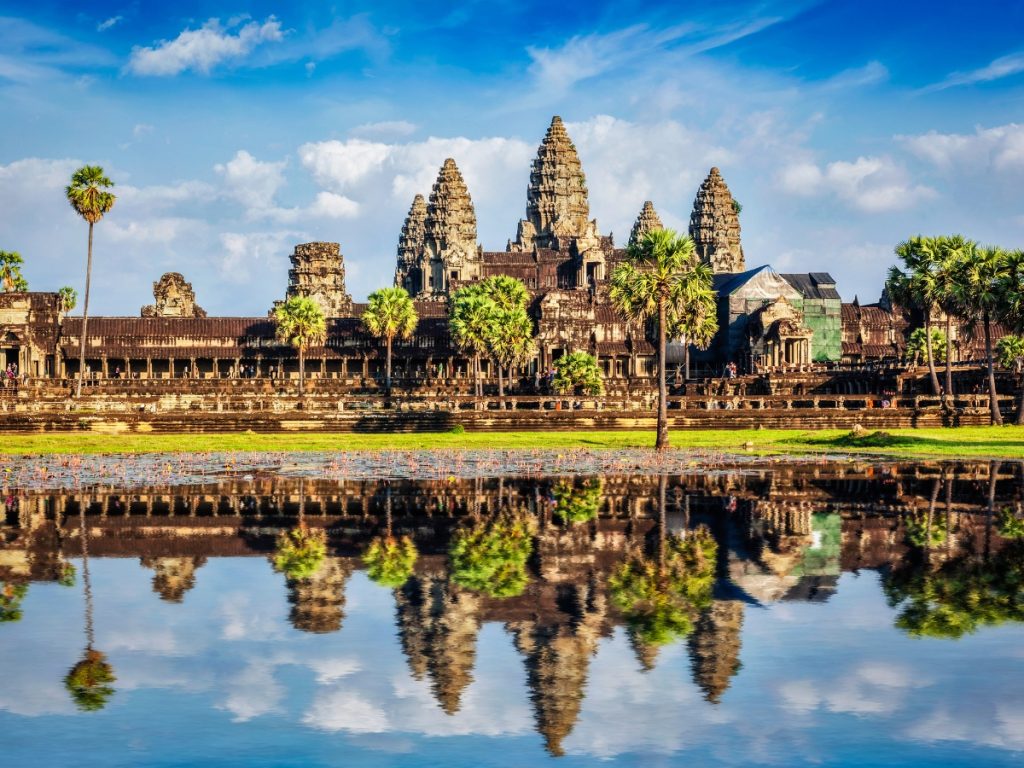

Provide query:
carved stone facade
left=690, top=167, right=745, bottom=274
left=141, top=273, right=206, bottom=318
left=395, top=194, right=428, bottom=295
left=420, top=159, right=481, bottom=298
left=277, top=242, right=353, bottom=317
left=628, top=201, right=664, bottom=247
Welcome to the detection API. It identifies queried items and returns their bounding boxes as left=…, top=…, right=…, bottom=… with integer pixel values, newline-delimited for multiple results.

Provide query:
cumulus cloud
left=127, top=17, right=284, bottom=76
left=219, top=230, right=307, bottom=284
left=778, top=155, right=936, bottom=212
left=215, top=150, right=288, bottom=210
left=900, top=123, right=1024, bottom=172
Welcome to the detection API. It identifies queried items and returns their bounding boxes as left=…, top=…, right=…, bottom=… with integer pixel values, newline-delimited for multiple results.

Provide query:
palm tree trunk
left=924, top=312, right=940, bottom=396
left=299, top=345, right=305, bottom=390
left=79, top=495, right=94, bottom=649
left=656, top=300, right=669, bottom=450
left=683, top=334, right=690, bottom=381
left=984, top=311, right=1002, bottom=425
left=657, top=474, right=667, bottom=567
left=386, top=335, right=393, bottom=395
left=498, top=365, right=504, bottom=399
left=75, top=222, right=94, bottom=398
left=944, top=314, right=953, bottom=405
left=1016, top=373, right=1024, bottom=425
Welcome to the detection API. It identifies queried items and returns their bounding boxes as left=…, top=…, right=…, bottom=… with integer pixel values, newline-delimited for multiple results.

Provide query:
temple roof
left=781, top=273, right=840, bottom=301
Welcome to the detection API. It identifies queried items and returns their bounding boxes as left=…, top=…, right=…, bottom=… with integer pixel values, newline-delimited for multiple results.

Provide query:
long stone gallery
left=0, top=117, right=1016, bottom=432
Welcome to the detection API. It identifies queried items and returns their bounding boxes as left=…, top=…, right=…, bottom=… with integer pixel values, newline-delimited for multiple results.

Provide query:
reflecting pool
left=1, top=455, right=1023, bottom=766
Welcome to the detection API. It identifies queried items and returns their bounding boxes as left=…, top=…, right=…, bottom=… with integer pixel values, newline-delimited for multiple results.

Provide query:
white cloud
left=219, top=230, right=306, bottom=284
left=97, top=16, right=123, bottom=32
left=118, top=180, right=217, bottom=209
left=127, top=17, right=284, bottom=76
left=900, top=123, right=1024, bottom=172
left=215, top=150, right=287, bottom=210
left=105, top=216, right=197, bottom=244
left=220, top=660, right=285, bottom=722
left=929, top=51, right=1024, bottom=91
left=778, top=155, right=936, bottom=212
left=351, top=120, right=417, bottom=138
left=303, top=690, right=390, bottom=733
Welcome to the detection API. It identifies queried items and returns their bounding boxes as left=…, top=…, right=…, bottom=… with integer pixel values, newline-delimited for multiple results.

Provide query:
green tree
left=479, top=274, right=530, bottom=312
left=449, top=286, right=499, bottom=398
left=66, top=166, right=116, bottom=398
left=953, top=244, right=1009, bottom=425
left=362, top=286, right=418, bottom=394
left=449, top=508, right=537, bottom=598
left=551, top=478, right=602, bottom=525
left=0, top=582, right=27, bottom=622
left=363, top=486, right=418, bottom=588
left=887, top=236, right=943, bottom=397
left=0, top=251, right=28, bottom=292
left=273, top=525, right=327, bottom=582
left=997, top=334, right=1024, bottom=424
left=58, top=286, right=78, bottom=313
left=906, top=327, right=947, bottom=366
left=552, top=350, right=604, bottom=395
left=610, top=229, right=716, bottom=450
left=931, top=235, right=972, bottom=403
left=274, top=296, right=327, bottom=388
left=478, top=276, right=536, bottom=397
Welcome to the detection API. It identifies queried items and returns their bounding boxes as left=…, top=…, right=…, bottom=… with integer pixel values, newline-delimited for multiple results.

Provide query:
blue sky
left=2, top=0, right=1024, bottom=314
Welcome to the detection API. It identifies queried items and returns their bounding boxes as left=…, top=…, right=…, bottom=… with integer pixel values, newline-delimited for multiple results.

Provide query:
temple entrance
left=0, top=330, right=22, bottom=374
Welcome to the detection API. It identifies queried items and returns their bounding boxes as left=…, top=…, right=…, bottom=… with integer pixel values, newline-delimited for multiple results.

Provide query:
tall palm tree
left=479, top=276, right=534, bottom=397
left=480, top=274, right=530, bottom=312
left=65, top=493, right=116, bottom=711
left=932, top=235, right=972, bottom=405
left=274, top=296, right=327, bottom=389
left=449, top=286, right=499, bottom=398
left=609, top=229, right=716, bottom=451
left=0, top=250, right=28, bottom=292
left=887, top=237, right=941, bottom=397
left=954, top=245, right=1009, bottom=425
left=995, top=249, right=1024, bottom=424
left=362, top=286, right=418, bottom=394
left=66, top=166, right=116, bottom=398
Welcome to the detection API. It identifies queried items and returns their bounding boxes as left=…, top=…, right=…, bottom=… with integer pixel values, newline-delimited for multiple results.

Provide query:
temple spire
left=688, top=167, right=744, bottom=274
left=423, top=158, right=480, bottom=294
left=512, top=116, right=595, bottom=251
left=628, top=201, right=664, bottom=247
left=395, top=194, right=428, bottom=295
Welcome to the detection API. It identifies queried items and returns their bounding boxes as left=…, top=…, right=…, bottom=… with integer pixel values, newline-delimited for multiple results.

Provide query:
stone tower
left=689, top=167, right=744, bottom=274
left=141, top=273, right=206, bottom=318
left=395, top=194, right=428, bottom=296
left=512, top=116, right=600, bottom=253
left=279, top=242, right=353, bottom=317
left=628, top=201, right=664, bottom=247
left=687, top=600, right=744, bottom=703
left=422, top=158, right=480, bottom=297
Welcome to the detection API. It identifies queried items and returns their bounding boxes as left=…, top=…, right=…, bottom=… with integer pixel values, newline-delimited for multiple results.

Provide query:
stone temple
left=0, top=115, right=973, bottom=382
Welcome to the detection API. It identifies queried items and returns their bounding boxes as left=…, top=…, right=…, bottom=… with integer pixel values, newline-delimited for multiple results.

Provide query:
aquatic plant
left=450, top=508, right=537, bottom=598
left=273, top=525, right=327, bottom=582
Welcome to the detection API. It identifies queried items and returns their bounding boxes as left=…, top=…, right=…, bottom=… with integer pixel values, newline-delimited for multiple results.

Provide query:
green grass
left=1, top=426, right=1024, bottom=458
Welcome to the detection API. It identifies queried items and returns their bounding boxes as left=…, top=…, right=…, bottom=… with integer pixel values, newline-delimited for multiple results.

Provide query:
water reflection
left=1, top=461, right=1023, bottom=765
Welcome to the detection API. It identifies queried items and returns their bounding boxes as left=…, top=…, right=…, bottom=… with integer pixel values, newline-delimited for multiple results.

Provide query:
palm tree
left=954, top=245, right=1009, bottom=425
left=480, top=274, right=530, bottom=312
left=995, top=249, right=1024, bottom=424
left=58, top=286, right=78, bottom=313
left=449, top=286, right=499, bottom=398
left=932, top=235, right=972, bottom=404
left=0, top=250, right=28, bottom=292
left=997, top=335, right=1024, bottom=424
left=552, top=350, right=604, bottom=395
left=66, top=166, right=116, bottom=398
left=65, top=494, right=116, bottom=711
left=609, top=229, right=715, bottom=450
left=274, top=296, right=327, bottom=389
left=363, top=486, right=418, bottom=588
left=479, top=276, right=535, bottom=397
left=887, top=237, right=942, bottom=397
left=362, top=286, right=418, bottom=394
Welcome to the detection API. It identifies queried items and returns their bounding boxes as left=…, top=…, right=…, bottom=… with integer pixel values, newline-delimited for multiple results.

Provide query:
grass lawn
left=1, top=426, right=1023, bottom=458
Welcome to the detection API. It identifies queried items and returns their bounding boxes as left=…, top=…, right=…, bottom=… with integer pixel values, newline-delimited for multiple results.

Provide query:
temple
left=0, top=115, right=1001, bottom=387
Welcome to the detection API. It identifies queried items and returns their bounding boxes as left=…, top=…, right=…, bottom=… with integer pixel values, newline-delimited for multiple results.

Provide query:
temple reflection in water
left=2, top=462, right=1023, bottom=758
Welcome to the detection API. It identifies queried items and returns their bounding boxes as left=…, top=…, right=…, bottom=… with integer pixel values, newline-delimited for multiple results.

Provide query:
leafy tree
left=610, top=229, right=716, bottom=450
left=551, top=478, right=602, bottom=524
left=450, top=508, right=537, bottom=598
left=58, top=286, right=78, bottom=313
left=449, top=286, right=500, bottom=397
left=552, top=351, right=604, bottom=395
left=997, top=334, right=1024, bottom=424
left=0, top=251, right=28, bottom=292
left=477, top=276, right=536, bottom=397
left=66, top=166, right=115, bottom=398
left=364, top=536, right=418, bottom=588
left=0, top=582, right=27, bottom=623
left=931, top=235, right=973, bottom=402
left=274, top=296, right=327, bottom=388
left=273, top=525, right=327, bottom=582
left=953, top=244, right=1009, bottom=424
left=997, top=507, right=1024, bottom=540
left=479, top=274, right=530, bottom=312
left=362, top=286, right=418, bottom=394
left=64, top=649, right=116, bottom=711
left=887, top=237, right=943, bottom=397
left=906, top=327, right=947, bottom=366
